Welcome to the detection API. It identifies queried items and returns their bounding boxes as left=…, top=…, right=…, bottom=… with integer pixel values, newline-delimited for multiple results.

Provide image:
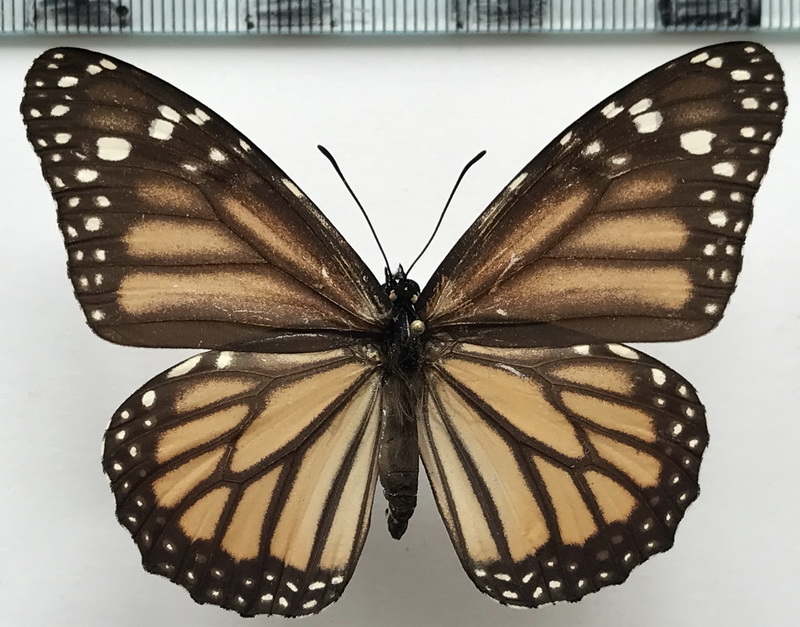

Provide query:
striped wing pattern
left=420, top=43, right=786, bottom=343
left=103, top=347, right=383, bottom=616
left=420, top=341, right=707, bottom=606
left=21, top=48, right=388, bottom=350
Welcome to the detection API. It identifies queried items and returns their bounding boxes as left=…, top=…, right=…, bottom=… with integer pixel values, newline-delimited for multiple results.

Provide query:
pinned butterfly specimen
left=21, top=43, right=785, bottom=617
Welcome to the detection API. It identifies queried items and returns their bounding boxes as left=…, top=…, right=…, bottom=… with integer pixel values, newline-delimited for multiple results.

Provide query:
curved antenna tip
left=406, top=150, right=487, bottom=275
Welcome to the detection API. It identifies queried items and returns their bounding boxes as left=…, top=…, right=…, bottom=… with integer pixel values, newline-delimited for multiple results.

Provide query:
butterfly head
left=385, top=266, right=420, bottom=303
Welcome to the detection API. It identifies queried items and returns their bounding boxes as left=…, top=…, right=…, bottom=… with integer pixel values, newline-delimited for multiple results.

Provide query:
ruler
left=1, top=0, right=798, bottom=33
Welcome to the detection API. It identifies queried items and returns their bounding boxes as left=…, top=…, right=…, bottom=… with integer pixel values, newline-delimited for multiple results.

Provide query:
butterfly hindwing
left=21, top=48, right=389, bottom=350
left=420, top=341, right=707, bottom=606
left=103, top=347, right=383, bottom=616
left=419, top=42, right=786, bottom=343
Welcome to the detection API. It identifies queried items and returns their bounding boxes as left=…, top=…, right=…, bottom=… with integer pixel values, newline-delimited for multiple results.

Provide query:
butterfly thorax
left=378, top=267, right=425, bottom=539
left=382, top=267, right=425, bottom=375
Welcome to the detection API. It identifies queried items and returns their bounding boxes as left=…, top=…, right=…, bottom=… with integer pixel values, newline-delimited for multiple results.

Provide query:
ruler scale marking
left=3, top=0, right=800, bottom=32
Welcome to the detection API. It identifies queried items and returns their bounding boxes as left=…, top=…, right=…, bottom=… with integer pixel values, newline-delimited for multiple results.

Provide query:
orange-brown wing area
left=419, top=340, right=707, bottom=607
left=419, top=42, right=786, bottom=342
left=21, top=48, right=389, bottom=349
left=102, top=346, right=383, bottom=617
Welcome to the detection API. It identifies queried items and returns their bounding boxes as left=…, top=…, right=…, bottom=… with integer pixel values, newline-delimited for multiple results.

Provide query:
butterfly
left=21, top=43, right=785, bottom=617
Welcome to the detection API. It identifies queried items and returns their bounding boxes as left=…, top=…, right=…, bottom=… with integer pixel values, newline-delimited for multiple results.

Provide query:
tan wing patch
left=462, top=260, right=693, bottom=324
left=420, top=390, right=502, bottom=564
left=156, top=404, right=250, bottom=463
left=440, top=356, right=585, bottom=459
left=561, top=390, right=657, bottom=442
left=123, top=219, right=264, bottom=264
left=103, top=348, right=382, bottom=617
left=584, top=471, right=637, bottom=524
left=222, top=468, right=282, bottom=561
left=533, top=456, right=597, bottom=545
left=548, top=212, right=690, bottom=256
left=152, top=447, right=226, bottom=507
left=180, top=486, right=232, bottom=540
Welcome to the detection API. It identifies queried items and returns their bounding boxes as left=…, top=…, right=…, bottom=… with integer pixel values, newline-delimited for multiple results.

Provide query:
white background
left=0, top=34, right=798, bottom=627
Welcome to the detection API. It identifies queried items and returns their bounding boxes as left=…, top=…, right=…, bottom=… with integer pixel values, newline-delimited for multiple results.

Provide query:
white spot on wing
left=282, top=179, right=304, bottom=197
left=141, top=390, right=156, bottom=407
left=582, top=141, right=602, bottom=156
left=76, top=169, right=98, bottom=183
left=149, top=119, right=174, bottom=141
left=690, top=52, right=710, bottom=64
left=508, top=172, right=528, bottom=191
left=84, top=217, right=102, bottom=232
left=633, top=111, right=663, bottom=134
left=55, top=132, right=71, bottom=144
left=99, top=59, right=117, bottom=70
left=96, top=137, right=132, bottom=161
left=652, top=369, right=667, bottom=386
left=608, top=344, right=638, bottom=359
left=168, top=355, right=203, bottom=378
left=712, top=162, right=736, bottom=177
left=601, top=102, right=624, bottom=118
left=58, top=76, right=78, bottom=88
left=629, top=98, right=653, bottom=115
left=680, top=130, right=715, bottom=155
left=158, top=105, right=181, bottom=122
left=216, top=352, right=233, bottom=369
left=51, top=104, right=69, bottom=117
left=731, top=69, right=751, bottom=81
left=708, top=211, right=728, bottom=227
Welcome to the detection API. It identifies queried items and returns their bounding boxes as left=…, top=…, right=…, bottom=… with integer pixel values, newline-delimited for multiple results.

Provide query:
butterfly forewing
left=103, top=347, right=383, bottom=616
left=420, top=341, right=706, bottom=606
left=419, top=42, right=786, bottom=343
left=21, top=48, right=389, bottom=350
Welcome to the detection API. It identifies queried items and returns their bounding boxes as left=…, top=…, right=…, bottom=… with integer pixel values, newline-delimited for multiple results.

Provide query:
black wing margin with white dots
left=102, top=347, right=383, bottom=617
left=420, top=341, right=707, bottom=607
left=419, top=42, right=785, bottom=343
left=21, top=47, right=389, bottom=351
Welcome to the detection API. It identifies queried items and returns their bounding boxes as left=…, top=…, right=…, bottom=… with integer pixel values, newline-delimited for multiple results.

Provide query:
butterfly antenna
left=406, top=150, right=486, bottom=275
left=318, top=145, right=391, bottom=272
